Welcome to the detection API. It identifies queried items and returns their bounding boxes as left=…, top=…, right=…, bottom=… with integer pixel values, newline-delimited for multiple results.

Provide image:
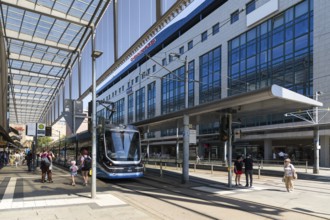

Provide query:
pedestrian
left=14, top=151, right=20, bottom=167
left=40, top=149, right=53, bottom=183
left=234, top=156, right=243, bottom=186
left=70, top=160, right=78, bottom=186
left=196, top=154, right=201, bottom=164
left=26, top=151, right=32, bottom=171
left=283, top=158, right=296, bottom=192
left=80, top=149, right=92, bottom=186
left=243, top=154, right=253, bottom=187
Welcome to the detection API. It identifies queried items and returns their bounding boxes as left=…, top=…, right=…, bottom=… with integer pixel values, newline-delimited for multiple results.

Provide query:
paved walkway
left=0, top=165, right=155, bottom=220
left=1, top=164, right=329, bottom=219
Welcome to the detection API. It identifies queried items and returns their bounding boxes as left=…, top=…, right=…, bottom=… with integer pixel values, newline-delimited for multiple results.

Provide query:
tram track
left=103, top=169, right=327, bottom=220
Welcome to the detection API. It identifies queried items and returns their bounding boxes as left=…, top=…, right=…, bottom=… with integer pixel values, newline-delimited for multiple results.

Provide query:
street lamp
left=91, top=25, right=103, bottom=199
left=170, top=53, right=189, bottom=184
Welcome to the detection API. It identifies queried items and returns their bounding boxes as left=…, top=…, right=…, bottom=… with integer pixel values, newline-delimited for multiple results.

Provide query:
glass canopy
left=0, top=0, right=108, bottom=124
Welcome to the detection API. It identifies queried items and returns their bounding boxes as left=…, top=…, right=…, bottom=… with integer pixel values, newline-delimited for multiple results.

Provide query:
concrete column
left=264, top=139, right=272, bottom=160
left=319, top=136, right=330, bottom=167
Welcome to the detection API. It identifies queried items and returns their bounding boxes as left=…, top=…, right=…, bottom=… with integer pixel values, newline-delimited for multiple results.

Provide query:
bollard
left=258, top=164, right=261, bottom=179
left=143, top=163, right=146, bottom=173
left=160, top=162, right=163, bottom=177
left=194, top=163, right=196, bottom=172
left=261, top=159, right=263, bottom=169
left=211, top=164, right=213, bottom=174
left=305, top=161, right=308, bottom=173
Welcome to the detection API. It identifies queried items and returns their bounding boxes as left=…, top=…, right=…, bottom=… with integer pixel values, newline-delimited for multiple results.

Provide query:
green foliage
left=37, top=136, right=53, bottom=150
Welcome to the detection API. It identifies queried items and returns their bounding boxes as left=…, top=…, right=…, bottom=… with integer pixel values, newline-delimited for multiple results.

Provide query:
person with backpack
left=40, top=149, right=52, bottom=183
left=80, top=149, right=92, bottom=186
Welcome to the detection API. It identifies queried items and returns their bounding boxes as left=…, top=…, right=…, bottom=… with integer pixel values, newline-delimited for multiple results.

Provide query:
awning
left=9, top=126, right=19, bottom=135
left=10, top=135, right=21, bottom=142
left=133, top=84, right=323, bottom=127
left=0, top=125, right=13, bottom=143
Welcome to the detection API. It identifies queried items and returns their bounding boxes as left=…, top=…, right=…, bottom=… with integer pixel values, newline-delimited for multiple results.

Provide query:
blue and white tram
left=96, top=124, right=143, bottom=179
left=51, top=124, right=144, bottom=179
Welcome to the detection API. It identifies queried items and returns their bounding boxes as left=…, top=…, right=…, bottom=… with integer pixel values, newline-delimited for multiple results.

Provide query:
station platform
left=0, top=165, right=154, bottom=220
left=1, top=164, right=330, bottom=219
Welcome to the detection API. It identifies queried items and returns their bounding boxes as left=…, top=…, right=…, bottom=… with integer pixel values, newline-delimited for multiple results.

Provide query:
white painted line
left=192, top=186, right=234, bottom=195
left=0, top=192, right=126, bottom=210
left=0, top=177, right=17, bottom=207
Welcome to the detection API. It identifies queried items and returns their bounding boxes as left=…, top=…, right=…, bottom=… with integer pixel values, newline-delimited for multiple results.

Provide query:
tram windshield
left=105, top=130, right=140, bottom=161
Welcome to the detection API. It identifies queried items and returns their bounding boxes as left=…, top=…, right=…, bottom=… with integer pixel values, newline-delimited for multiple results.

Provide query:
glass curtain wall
left=228, top=0, right=313, bottom=97
left=147, top=81, right=156, bottom=118
left=127, top=94, right=134, bottom=123
left=199, top=46, right=221, bottom=104
left=135, top=87, right=145, bottom=122
left=161, top=66, right=185, bottom=114
left=228, top=0, right=313, bottom=127
left=117, top=0, right=156, bottom=57
left=112, top=98, right=125, bottom=124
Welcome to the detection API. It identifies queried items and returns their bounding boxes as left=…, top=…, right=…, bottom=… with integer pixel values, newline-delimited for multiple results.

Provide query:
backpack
left=83, top=156, right=92, bottom=169
left=41, top=156, right=51, bottom=167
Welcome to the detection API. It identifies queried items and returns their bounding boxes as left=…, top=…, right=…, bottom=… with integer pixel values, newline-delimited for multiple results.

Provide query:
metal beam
left=9, top=53, right=66, bottom=68
left=13, top=89, right=53, bottom=96
left=12, top=80, right=57, bottom=89
left=10, top=68, right=62, bottom=80
left=9, top=99, right=48, bottom=105
left=5, top=30, right=77, bottom=52
left=1, top=0, right=89, bottom=27
left=12, top=95, right=49, bottom=102
left=10, top=110, right=43, bottom=115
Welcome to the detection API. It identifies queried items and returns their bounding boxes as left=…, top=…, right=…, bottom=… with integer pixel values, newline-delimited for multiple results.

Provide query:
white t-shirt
left=284, top=164, right=295, bottom=177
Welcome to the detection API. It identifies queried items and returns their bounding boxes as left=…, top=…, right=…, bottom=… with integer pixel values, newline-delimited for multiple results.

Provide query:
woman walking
left=283, top=158, right=296, bottom=192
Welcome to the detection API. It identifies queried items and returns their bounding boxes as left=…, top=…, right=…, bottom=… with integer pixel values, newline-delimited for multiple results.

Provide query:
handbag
left=293, top=172, right=298, bottom=180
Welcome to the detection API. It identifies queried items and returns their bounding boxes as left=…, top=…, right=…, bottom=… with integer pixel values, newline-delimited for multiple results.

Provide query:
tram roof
left=133, top=84, right=323, bottom=127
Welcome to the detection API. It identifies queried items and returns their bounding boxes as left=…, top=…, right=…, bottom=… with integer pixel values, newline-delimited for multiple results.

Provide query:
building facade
left=96, top=0, right=330, bottom=167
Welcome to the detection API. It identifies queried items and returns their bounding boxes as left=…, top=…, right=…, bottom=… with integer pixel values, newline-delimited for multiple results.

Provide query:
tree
left=37, top=136, right=53, bottom=151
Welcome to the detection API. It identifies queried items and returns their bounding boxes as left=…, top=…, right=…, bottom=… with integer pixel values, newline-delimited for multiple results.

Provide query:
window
left=135, top=76, right=139, bottom=83
left=152, top=64, right=156, bottom=72
left=135, top=87, right=145, bottom=121
left=162, top=58, right=167, bottom=66
left=127, top=94, right=134, bottom=123
left=199, top=47, right=221, bottom=103
left=246, top=0, right=256, bottom=15
left=228, top=0, right=313, bottom=98
left=161, top=66, right=185, bottom=114
left=212, top=23, right=219, bottom=35
left=231, top=10, right=239, bottom=24
left=188, top=40, right=193, bottom=50
left=201, top=31, right=208, bottom=42
left=179, top=46, right=184, bottom=55
left=147, top=82, right=156, bottom=118
left=169, top=54, right=173, bottom=63
left=112, top=98, right=125, bottom=124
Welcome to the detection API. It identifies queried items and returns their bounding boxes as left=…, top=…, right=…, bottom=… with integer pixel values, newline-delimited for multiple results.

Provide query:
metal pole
left=314, top=92, right=320, bottom=174
left=182, top=56, right=189, bottom=184
left=228, top=114, right=232, bottom=188
left=91, top=26, right=97, bottom=199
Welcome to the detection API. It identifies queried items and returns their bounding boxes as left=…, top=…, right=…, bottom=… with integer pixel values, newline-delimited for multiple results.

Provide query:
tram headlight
left=109, top=162, right=112, bottom=166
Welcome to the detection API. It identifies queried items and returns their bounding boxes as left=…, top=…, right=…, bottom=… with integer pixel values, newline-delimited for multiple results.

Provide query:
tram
left=51, top=123, right=144, bottom=179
